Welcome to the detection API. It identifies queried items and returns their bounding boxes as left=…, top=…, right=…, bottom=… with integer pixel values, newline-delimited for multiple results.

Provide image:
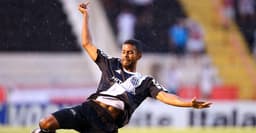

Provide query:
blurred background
left=0, top=0, right=256, bottom=131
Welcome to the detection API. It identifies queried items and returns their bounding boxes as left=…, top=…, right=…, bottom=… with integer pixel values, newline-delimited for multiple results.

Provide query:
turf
left=0, top=126, right=255, bottom=133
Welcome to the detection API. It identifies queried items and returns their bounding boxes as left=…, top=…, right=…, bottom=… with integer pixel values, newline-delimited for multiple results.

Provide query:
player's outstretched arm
left=156, top=91, right=212, bottom=109
left=78, top=1, right=98, bottom=61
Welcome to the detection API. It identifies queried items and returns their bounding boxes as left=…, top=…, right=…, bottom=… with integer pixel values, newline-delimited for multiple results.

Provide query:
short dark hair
left=123, top=39, right=143, bottom=53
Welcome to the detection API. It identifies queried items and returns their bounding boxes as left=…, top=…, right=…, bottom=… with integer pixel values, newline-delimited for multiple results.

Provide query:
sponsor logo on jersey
left=111, top=76, right=122, bottom=84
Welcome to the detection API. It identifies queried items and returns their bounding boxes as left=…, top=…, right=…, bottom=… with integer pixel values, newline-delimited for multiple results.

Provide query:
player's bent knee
left=39, top=115, right=59, bottom=130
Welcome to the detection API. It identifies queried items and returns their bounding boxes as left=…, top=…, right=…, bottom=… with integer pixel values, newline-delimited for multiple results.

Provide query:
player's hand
left=78, top=1, right=89, bottom=14
left=191, top=97, right=212, bottom=109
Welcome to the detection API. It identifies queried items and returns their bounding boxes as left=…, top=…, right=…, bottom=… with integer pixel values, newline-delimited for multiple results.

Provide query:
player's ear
left=137, top=52, right=142, bottom=60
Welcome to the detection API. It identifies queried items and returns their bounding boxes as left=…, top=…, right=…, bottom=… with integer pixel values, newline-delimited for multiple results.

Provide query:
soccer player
left=33, top=2, right=211, bottom=133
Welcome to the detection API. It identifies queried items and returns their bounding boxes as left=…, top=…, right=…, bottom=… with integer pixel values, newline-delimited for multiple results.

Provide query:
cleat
left=31, top=128, right=41, bottom=133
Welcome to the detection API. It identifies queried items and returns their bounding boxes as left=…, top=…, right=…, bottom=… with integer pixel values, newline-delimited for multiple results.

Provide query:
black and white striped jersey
left=88, top=49, right=168, bottom=127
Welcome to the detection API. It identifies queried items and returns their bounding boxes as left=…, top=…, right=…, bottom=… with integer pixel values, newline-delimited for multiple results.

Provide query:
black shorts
left=52, top=100, right=118, bottom=133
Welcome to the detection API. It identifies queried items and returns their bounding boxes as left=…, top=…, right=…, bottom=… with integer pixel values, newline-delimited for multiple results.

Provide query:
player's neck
left=123, top=66, right=136, bottom=73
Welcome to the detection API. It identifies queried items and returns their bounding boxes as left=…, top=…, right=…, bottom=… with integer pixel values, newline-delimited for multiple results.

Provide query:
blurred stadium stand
left=0, top=53, right=95, bottom=85
left=0, top=0, right=80, bottom=52
left=101, top=0, right=187, bottom=53
left=233, top=0, right=256, bottom=53
left=0, top=0, right=256, bottom=100
left=180, top=0, right=256, bottom=99
left=210, top=84, right=239, bottom=100
left=177, top=85, right=202, bottom=99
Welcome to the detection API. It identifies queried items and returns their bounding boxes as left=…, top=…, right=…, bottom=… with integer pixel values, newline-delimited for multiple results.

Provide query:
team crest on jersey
left=130, top=77, right=139, bottom=86
left=122, top=74, right=145, bottom=95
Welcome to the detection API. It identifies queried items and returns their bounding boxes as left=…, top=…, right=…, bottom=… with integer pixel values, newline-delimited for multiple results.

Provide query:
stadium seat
left=177, top=85, right=201, bottom=99
left=210, top=85, right=239, bottom=100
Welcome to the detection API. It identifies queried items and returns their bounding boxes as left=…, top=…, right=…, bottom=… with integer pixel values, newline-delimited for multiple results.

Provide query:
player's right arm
left=78, top=2, right=98, bottom=61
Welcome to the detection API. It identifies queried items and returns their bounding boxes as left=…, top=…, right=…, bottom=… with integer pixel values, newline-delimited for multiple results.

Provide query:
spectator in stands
left=165, top=63, right=182, bottom=94
left=116, top=5, right=137, bottom=47
left=150, top=63, right=162, bottom=82
left=237, top=0, right=255, bottom=24
left=199, top=60, right=219, bottom=99
left=220, top=0, right=235, bottom=29
left=185, top=19, right=205, bottom=58
left=168, top=18, right=188, bottom=56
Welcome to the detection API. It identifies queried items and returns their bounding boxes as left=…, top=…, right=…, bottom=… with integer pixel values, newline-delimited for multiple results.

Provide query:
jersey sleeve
left=95, top=49, right=114, bottom=71
left=148, top=78, right=168, bottom=98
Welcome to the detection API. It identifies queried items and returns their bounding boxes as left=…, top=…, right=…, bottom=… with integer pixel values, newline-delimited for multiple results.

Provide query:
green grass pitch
left=0, top=126, right=255, bottom=133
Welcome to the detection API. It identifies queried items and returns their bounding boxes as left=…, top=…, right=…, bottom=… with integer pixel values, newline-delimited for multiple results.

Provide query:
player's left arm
left=156, top=91, right=212, bottom=109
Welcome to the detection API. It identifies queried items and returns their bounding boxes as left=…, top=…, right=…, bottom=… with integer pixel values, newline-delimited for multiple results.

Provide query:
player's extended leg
left=39, top=115, right=60, bottom=132
left=33, top=104, right=89, bottom=133
left=32, top=115, right=59, bottom=133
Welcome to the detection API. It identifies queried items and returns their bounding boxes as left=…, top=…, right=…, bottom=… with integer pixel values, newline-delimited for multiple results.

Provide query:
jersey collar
left=123, top=68, right=137, bottom=75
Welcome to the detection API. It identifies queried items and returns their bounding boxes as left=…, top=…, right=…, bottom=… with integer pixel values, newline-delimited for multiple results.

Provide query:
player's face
left=121, top=44, right=141, bottom=70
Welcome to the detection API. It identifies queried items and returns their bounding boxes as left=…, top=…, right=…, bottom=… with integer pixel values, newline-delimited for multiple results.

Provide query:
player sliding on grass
left=33, top=1, right=211, bottom=133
